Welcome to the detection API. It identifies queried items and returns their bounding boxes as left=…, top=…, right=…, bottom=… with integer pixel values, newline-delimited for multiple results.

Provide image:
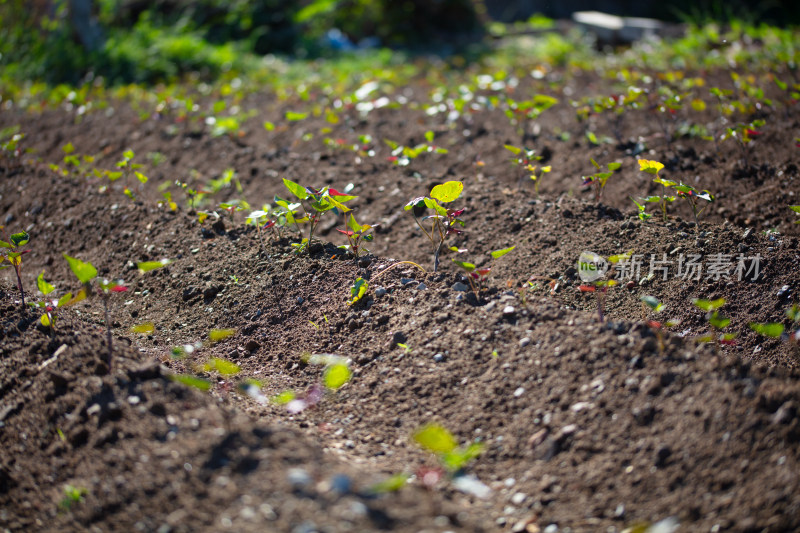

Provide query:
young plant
left=112, top=149, right=149, bottom=201
left=384, top=131, right=448, bottom=166
left=452, top=246, right=515, bottom=297
left=348, top=277, right=369, bottom=306
left=640, top=295, right=680, bottom=353
left=630, top=197, right=652, bottom=222
left=404, top=181, right=465, bottom=272
left=63, top=254, right=128, bottom=367
left=577, top=251, right=630, bottom=322
left=638, top=159, right=676, bottom=222
left=271, top=354, right=353, bottom=414
left=790, top=205, right=800, bottom=223
left=750, top=304, right=800, bottom=355
left=246, top=207, right=278, bottom=251
left=692, top=298, right=737, bottom=345
left=582, top=159, right=622, bottom=205
left=721, top=119, right=765, bottom=167
left=671, top=183, right=714, bottom=229
left=337, top=213, right=375, bottom=261
left=412, top=422, right=485, bottom=474
left=31, top=271, right=72, bottom=331
left=218, top=199, right=250, bottom=225
left=504, top=144, right=551, bottom=195
left=281, top=178, right=357, bottom=254
left=0, top=228, right=30, bottom=306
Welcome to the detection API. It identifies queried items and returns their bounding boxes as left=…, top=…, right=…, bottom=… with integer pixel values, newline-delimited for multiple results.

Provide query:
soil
left=1, top=55, right=799, bottom=533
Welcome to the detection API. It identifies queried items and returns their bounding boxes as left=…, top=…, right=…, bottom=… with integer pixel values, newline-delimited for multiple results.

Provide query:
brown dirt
left=1, top=60, right=799, bottom=533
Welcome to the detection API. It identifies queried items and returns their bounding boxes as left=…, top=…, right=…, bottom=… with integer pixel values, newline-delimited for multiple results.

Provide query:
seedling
left=272, top=354, right=353, bottom=414
left=577, top=251, right=630, bottom=322
left=451, top=246, right=515, bottom=297
left=63, top=254, right=127, bottom=367
left=640, top=295, right=680, bottom=353
left=175, top=180, right=210, bottom=210
left=112, top=149, right=149, bottom=201
left=504, top=144, right=551, bottom=195
left=582, top=159, right=622, bottom=205
left=218, top=199, right=250, bottom=225
left=638, top=159, right=676, bottom=222
left=692, top=298, right=737, bottom=345
left=31, top=271, right=72, bottom=331
left=0, top=228, right=30, bottom=306
left=790, top=205, right=800, bottom=223
left=721, top=119, right=765, bottom=168
left=348, top=277, right=369, bottom=306
left=750, top=304, right=800, bottom=355
left=671, top=183, right=714, bottom=229
left=0, top=129, right=26, bottom=174
left=337, top=213, right=376, bottom=261
left=281, top=178, right=357, bottom=254
left=630, top=197, right=652, bottom=222
left=404, top=181, right=465, bottom=272
left=412, top=422, right=484, bottom=473
left=384, top=131, right=448, bottom=166
left=58, top=485, right=88, bottom=511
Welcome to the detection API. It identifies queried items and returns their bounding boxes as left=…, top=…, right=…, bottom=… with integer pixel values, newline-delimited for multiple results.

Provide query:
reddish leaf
left=111, top=285, right=128, bottom=293
left=336, top=229, right=355, bottom=236
left=578, top=285, right=596, bottom=292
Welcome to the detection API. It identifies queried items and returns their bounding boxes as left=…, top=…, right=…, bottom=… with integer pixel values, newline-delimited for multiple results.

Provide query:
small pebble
left=503, top=305, right=516, bottom=315
left=452, top=282, right=469, bottom=292
left=433, top=353, right=445, bottom=363
left=513, top=387, right=525, bottom=398
left=375, top=287, right=387, bottom=297
left=519, top=337, right=531, bottom=348
left=417, top=282, right=427, bottom=290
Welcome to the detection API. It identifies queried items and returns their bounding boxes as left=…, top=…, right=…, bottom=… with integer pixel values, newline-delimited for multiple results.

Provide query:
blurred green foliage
left=0, top=0, right=485, bottom=85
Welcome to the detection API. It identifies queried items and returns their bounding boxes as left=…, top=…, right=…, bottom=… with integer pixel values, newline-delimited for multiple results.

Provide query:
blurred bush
left=0, top=0, right=486, bottom=85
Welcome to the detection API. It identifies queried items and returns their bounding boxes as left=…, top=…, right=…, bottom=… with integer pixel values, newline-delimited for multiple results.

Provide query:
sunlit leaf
left=430, top=181, right=463, bottom=203
left=490, top=246, right=515, bottom=259
left=442, top=441, right=485, bottom=471
left=37, top=271, right=55, bottom=295
left=749, top=323, right=784, bottom=338
left=209, top=328, right=236, bottom=342
left=692, top=298, right=725, bottom=312
left=286, top=111, right=308, bottom=121
left=412, top=423, right=458, bottom=455
left=63, top=254, right=97, bottom=283
left=638, top=159, right=664, bottom=175
left=170, top=374, right=211, bottom=391
left=452, top=259, right=475, bottom=272
left=137, top=259, right=172, bottom=273
left=271, top=390, right=296, bottom=405
left=130, top=323, right=155, bottom=335
left=283, top=177, right=309, bottom=200
left=205, top=357, right=241, bottom=377
left=367, top=473, right=409, bottom=494
left=10, top=231, right=29, bottom=247
left=323, top=362, right=352, bottom=389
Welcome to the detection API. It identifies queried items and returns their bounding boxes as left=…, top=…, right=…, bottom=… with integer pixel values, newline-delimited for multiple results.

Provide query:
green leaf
left=37, top=271, right=55, bottom=295
left=452, top=259, right=475, bottom=272
left=640, top=295, right=663, bottom=312
left=709, top=312, right=730, bottom=329
left=790, top=205, right=800, bottom=214
left=123, top=149, right=135, bottom=161
left=283, top=178, right=309, bottom=200
left=749, top=323, right=784, bottom=338
left=130, top=323, right=155, bottom=334
left=10, top=231, right=29, bottom=247
left=62, top=142, right=75, bottom=154
left=504, top=144, right=522, bottom=155
left=271, top=390, right=296, bottom=405
left=424, top=197, right=448, bottom=217
left=348, top=277, right=368, bottom=306
left=57, top=293, right=73, bottom=307
left=787, top=305, right=800, bottom=322
left=347, top=213, right=360, bottom=233
left=367, top=473, right=409, bottom=494
left=134, top=171, right=148, bottom=184
left=324, top=362, right=352, bottom=389
left=286, top=111, right=308, bottom=121
left=425, top=130, right=434, bottom=143
left=170, top=374, right=211, bottom=392
left=63, top=254, right=97, bottom=283
left=638, top=159, right=664, bottom=175
left=413, top=423, right=458, bottom=455
left=692, top=298, right=725, bottom=312
left=607, top=162, right=622, bottom=171
left=137, top=259, right=172, bottom=273
left=205, top=357, right=241, bottom=377
left=40, top=313, right=51, bottom=327
left=490, top=246, right=515, bottom=259
left=209, top=328, right=236, bottom=342
left=263, top=121, right=275, bottom=131
left=442, top=441, right=485, bottom=471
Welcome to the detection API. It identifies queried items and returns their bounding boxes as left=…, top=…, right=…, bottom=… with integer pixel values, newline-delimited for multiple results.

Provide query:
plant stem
left=103, top=294, right=113, bottom=369
left=13, top=265, right=25, bottom=307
